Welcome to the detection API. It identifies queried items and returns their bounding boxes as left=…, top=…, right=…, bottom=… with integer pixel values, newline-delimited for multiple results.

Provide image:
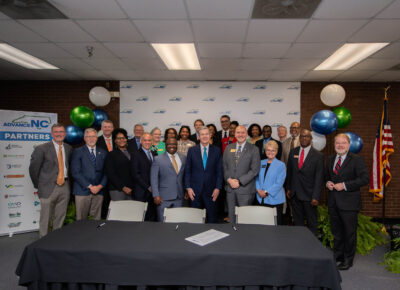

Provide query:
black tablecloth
left=16, top=221, right=341, bottom=290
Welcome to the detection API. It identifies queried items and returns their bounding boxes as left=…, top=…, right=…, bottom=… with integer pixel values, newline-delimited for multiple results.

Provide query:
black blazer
left=286, top=146, right=324, bottom=201
left=189, top=133, right=200, bottom=144
left=255, top=138, right=282, bottom=161
left=131, top=148, right=153, bottom=201
left=96, top=135, right=114, bottom=152
left=127, top=137, right=140, bottom=155
left=325, top=152, right=369, bottom=211
left=104, top=148, right=134, bottom=191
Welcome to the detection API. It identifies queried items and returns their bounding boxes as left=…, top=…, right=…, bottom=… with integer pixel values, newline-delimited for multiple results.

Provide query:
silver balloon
left=89, top=86, right=111, bottom=107
left=311, top=131, right=326, bottom=151
left=320, top=84, right=345, bottom=107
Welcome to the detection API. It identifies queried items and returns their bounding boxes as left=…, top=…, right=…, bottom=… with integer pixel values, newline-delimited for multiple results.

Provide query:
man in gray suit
left=29, top=123, right=73, bottom=237
left=223, top=125, right=260, bottom=223
left=282, top=122, right=301, bottom=165
left=151, top=138, right=186, bottom=221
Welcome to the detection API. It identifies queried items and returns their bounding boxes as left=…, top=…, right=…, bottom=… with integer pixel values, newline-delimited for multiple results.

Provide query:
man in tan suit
left=282, top=122, right=301, bottom=165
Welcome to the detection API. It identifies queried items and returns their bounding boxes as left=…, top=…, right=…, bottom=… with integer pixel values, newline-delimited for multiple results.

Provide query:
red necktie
left=334, top=156, right=342, bottom=175
left=298, top=148, right=304, bottom=169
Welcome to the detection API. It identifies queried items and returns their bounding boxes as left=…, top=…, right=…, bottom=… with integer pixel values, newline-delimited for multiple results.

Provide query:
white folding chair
left=107, top=200, right=148, bottom=222
left=235, top=206, right=277, bottom=225
left=163, top=207, right=206, bottom=224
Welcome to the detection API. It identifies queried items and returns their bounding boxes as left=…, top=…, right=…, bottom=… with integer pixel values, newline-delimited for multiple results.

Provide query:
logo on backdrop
left=186, top=84, right=200, bottom=89
left=169, top=122, right=182, bottom=127
left=5, top=184, right=24, bottom=189
left=270, top=98, right=284, bottom=103
left=153, top=84, right=166, bottom=89
left=4, top=194, right=24, bottom=199
left=136, top=96, right=149, bottom=102
left=120, top=109, right=133, bottom=114
left=287, top=84, right=300, bottom=90
left=253, top=85, right=266, bottom=90
left=8, top=222, right=21, bottom=228
left=9, top=212, right=21, bottom=218
left=236, top=97, right=249, bottom=102
left=5, top=143, right=23, bottom=150
left=120, top=84, right=133, bottom=89
left=169, top=97, right=182, bottom=102
left=153, top=109, right=166, bottom=114
left=253, top=110, right=266, bottom=115
left=2, top=115, right=51, bottom=130
left=3, top=154, right=24, bottom=159
left=202, top=97, right=215, bottom=102
left=34, top=201, right=40, bottom=206
left=8, top=201, right=22, bottom=208
left=186, top=109, right=199, bottom=114
left=219, top=110, right=231, bottom=115
left=6, top=164, right=22, bottom=170
left=287, top=111, right=300, bottom=115
left=272, top=123, right=283, bottom=128
left=4, top=174, right=24, bottom=179
left=219, top=84, right=232, bottom=89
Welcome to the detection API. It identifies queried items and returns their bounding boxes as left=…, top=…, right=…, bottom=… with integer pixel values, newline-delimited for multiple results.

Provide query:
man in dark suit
left=326, top=133, right=369, bottom=270
left=286, top=129, right=324, bottom=236
left=127, top=123, right=144, bottom=154
left=71, top=128, right=108, bottom=220
left=96, top=120, right=114, bottom=152
left=217, top=115, right=231, bottom=142
left=255, top=125, right=282, bottom=160
left=151, top=138, right=186, bottom=221
left=29, top=123, right=73, bottom=237
left=132, top=132, right=157, bottom=221
left=185, top=126, right=223, bottom=223
left=189, top=119, right=204, bottom=144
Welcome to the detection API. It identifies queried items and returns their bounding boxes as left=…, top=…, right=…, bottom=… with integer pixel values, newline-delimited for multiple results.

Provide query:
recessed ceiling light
left=314, top=43, right=389, bottom=70
left=151, top=43, right=201, bottom=70
left=0, top=43, right=59, bottom=69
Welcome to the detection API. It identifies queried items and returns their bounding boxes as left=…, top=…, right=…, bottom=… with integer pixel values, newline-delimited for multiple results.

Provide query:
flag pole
left=381, top=86, right=390, bottom=227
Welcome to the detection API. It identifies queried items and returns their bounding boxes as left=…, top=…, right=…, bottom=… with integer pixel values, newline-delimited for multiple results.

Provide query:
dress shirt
left=333, top=153, right=347, bottom=171
left=167, top=152, right=182, bottom=172
left=236, top=141, right=246, bottom=152
left=52, top=140, right=67, bottom=178
left=298, top=145, right=311, bottom=165
left=200, top=144, right=209, bottom=161
left=87, top=145, right=96, bottom=157
left=142, top=148, right=153, bottom=161
left=222, top=130, right=229, bottom=139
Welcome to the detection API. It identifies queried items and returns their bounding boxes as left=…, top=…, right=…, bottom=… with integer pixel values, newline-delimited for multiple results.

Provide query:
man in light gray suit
left=223, top=125, right=260, bottom=223
left=151, top=138, right=186, bottom=221
left=29, top=123, right=73, bottom=237
left=282, top=122, right=301, bottom=165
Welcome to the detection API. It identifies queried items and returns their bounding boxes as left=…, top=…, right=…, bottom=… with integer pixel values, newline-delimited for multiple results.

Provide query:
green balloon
left=332, top=107, right=352, bottom=128
left=70, top=106, right=95, bottom=128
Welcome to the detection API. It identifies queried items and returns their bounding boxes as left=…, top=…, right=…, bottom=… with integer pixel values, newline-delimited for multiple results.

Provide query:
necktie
left=171, top=154, right=179, bottom=174
left=147, top=150, right=153, bottom=163
left=106, top=138, right=112, bottom=152
left=334, top=156, right=342, bottom=175
left=290, top=137, right=295, bottom=149
left=203, top=147, right=207, bottom=169
left=235, top=145, right=242, bottom=165
left=298, top=148, right=304, bottom=169
left=56, top=144, right=64, bottom=186
left=90, top=148, right=96, bottom=167
left=224, top=131, right=227, bottom=138
left=136, top=138, right=141, bottom=149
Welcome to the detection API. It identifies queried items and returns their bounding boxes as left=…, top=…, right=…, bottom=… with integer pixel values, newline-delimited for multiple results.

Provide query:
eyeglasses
left=290, top=126, right=300, bottom=129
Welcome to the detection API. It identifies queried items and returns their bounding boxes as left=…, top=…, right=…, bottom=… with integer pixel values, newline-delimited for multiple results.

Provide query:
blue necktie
left=147, top=150, right=153, bottom=163
left=203, top=147, right=207, bottom=169
left=90, top=148, right=96, bottom=167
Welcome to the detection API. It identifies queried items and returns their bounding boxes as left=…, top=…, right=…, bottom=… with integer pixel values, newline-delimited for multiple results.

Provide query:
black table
left=16, top=221, right=341, bottom=290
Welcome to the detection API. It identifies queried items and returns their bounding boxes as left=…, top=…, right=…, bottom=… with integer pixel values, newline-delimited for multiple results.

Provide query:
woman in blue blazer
left=255, top=140, right=286, bottom=225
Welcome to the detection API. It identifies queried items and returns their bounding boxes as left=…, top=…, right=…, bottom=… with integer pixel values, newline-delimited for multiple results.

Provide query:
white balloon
left=320, top=84, right=345, bottom=107
left=311, top=131, right=326, bottom=151
left=89, top=86, right=111, bottom=107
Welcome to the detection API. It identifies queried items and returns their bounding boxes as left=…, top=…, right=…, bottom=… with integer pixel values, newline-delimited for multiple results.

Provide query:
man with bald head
left=282, top=122, right=301, bottom=165
left=223, top=125, right=260, bottom=222
left=286, top=129, right=324, bottom=235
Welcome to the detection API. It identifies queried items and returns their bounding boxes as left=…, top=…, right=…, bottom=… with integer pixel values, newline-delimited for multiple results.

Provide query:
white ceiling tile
left=350, top=58, right=397, bottom=70
left=274, top=59, right=322, bottom=70
left=134, top=20, right=193, bottom=42
left=333, top=70, right=381, bottom=81
left=139, top=70, right=176, bottom=80
left=243, top=43, right=291, bottom=58
left=102, top=70, right=143, bottom=80
left=117, top=0, right=187, bottom=19
left=70, top=70, right=110, bottom=80
left=235, top=70, right=271, bottom=81
left=83, top=58, right=131, bottom=70
left=301, top=70, right=342, bottom=81
left=19, top=20, right=95, bottom=42
left=366, top=70, right=400, bottom=81
left=45, top=58, right=95, bottom=70
left=349, top=20, right=400, bottom=42
left=104, top=43, right=157, bottom=58
left=192, top=20, right=248, bottom=42
left=171, top=71, right=206, bottom=80
left=371, top=42, right=400, bottom=59
left=247, top=19, right=308, bottom=42
left=203, top=70, right=239, bottom=80
left=11, top=43, right=72, bottom=58
left=57, top=43, right=116, bottom=58
left=313, top=0, right=393, bottom=19
left=200, top=58, right=242, bottom=70
left=268, top=70, right=307, bottom=81
left=77, top=20, right=144, bottom=42
left=51, top=0, right=126, bottom=19
left=285, top=43, right=340, bottom=58
left=198, top=43, right=242, bottom=58
left=241, top=59, right=280, bottom=70
left=377, top=0, right=400, bottom=18
left=0, top=20, right=46, bottom=42
left=40, top=70, right=82, bottom=80
left=122, top=58, right=166, bottom=70
left=297, top=20, right=367, bottom=42
left=186, top=0, right=253, bottom=19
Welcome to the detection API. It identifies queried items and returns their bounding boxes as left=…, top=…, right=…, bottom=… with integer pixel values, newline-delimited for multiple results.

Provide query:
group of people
left=29, top=114, right=369, bottom=271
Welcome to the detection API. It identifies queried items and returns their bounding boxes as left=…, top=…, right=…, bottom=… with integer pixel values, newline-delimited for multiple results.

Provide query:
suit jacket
left=189, top=133, right=200, bottom=144
left=255, top=158, right=286, bottom=205
left=150, top=153, right=186, bottom=200
left=286, top=146, right=324, bottom=201
left=71, top=146, right=108, bottom=196
left=104, top=148, right=134, bottom=191
left=29, top=141, right=73, bottom=199
left=282, top=136, right=299, bottom=165
left=184, top=144, right=223, bottom=196
left=96, top=135, right=114, bottom=152
left=127, top=137, right=141, bottom=155
left=325, top=152, right=369, bottom=211
left=131, top=148, right=154, bottom=201
left=223, top=143, right=260, bottom=195
left=255, top=137, right=283, bottom=161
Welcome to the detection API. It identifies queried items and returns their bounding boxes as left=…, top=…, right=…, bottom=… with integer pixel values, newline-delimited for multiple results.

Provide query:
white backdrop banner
left=120, top=81, right=300, bottom=139
left=0, top=110, right=57, bottom=236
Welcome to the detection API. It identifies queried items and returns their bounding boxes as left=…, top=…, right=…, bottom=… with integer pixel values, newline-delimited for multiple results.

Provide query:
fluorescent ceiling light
left=0, top=43, right=58, bottom=69
left=314, top=43, right=389, bottom=70
left=151, top=43, right=201, bottom=70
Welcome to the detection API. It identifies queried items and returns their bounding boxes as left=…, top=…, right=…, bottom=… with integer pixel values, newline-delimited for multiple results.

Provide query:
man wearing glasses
left=282, top=122, right=301, bottom=165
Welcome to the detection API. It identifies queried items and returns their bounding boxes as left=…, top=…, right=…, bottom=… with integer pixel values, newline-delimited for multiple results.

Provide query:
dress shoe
left=337, top=261, right=353, bottom=270
left=335, top=257, right=344, bottom=263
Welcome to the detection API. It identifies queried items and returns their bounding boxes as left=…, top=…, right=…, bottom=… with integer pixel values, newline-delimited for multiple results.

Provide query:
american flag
left=370, top=93, right=394, bottom=201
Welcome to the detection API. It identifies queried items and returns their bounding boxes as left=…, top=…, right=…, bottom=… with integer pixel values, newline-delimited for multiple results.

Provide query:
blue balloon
left=65, top=125, right=84, bottom=145
left=92, top=109, right=109, bottom=128
left=344, top=132, right=363, bottom=154
left=310, top=110, right=338, bottom=135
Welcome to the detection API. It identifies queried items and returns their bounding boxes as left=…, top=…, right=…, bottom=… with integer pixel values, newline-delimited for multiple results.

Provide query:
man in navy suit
left=185, top=126, right=223, bottom=223
left=127, top=124, right=144, bottom=154
left=151, top=138, right=186, bottom=221
left=71, top=128, right=107, bottom=220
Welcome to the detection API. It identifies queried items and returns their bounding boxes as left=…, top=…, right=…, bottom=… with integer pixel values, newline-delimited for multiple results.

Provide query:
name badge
left=262, top=165, right=267, bottom=168
left=294, top=155, right=299, bottom=158
left=158, top=148, right=163, bottom=151
left=230, top=149, right=236, bottom=152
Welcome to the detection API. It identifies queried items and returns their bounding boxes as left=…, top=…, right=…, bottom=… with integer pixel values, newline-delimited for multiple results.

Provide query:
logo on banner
left=187, top=84, right=200, bottom=89
left=287, top=111, right=300, bottom=115
left=186, top=109, right=199, bottom=114
left=153, top=84, right=166, bottom=89
left=169, top=122, right=182, bottom=127
left=242, top=123, right=249, bottom=128
left=4, top=174, right=24, bottom=179
left=272, top=123, right=283, bottom=127
left=153, top=109, right=166, bottom=114
left=219, top=110, right=231, bottom=115
left=202, top=97, right=215, bottom=102
left=1, top=132, right=51, bottom=141
left=219, top=84, right=232, bottom=89
left=120, top=84, right=133, bottom=89
left=120, top=109, right=133, bottom=114
left=169, top=97, right=182, bottom=102
left=8, top=222, right=21, bottom=228
left=8, top=201, right=22, bottom=208
left=34, top=201, right=40, bottom=206
left=136, top=96, right=149, bottom=102
left=3, top=154, right=24, bottom=158
left=253, top=110, right=266, bottom=115
left=6, top=164, right=22, bottom=170
left=287, top=84, right=300, bottom=90
left=5, top=184, right=23, bottom=189
left=140, top=122, right=149, bottom=126
left=4, top=194, right=24, bottom=198
left=253, top=85, right=266, bottom=90
left=236, top=97, right=249, bottom=102
left=2, top=115, right=51, bottom=130
left=270, top=98, right=284, bottom=103
left=5, top=144, right=23, bottom=150
left=9, top=212, right=21, bottom=218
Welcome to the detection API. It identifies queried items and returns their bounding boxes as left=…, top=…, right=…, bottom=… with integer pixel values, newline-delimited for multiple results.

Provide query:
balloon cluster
left=310, top=84, right=362, bottom=153
left=65, top=87, right=111, bottom=145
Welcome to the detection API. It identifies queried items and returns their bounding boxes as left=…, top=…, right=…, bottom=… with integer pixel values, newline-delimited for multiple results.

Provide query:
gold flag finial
left=384, top=86, right=391, bottom=98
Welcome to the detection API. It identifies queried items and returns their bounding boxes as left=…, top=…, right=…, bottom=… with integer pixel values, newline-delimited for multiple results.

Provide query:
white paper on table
left=185, top=229, right=230, bottom=246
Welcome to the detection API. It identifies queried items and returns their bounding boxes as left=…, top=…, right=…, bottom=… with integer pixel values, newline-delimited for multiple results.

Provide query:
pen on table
left=232, top=225, right=237, bottom=231
left=97, top=222, right=106, bottom=229
left=175, top=225, right=179, bottom=231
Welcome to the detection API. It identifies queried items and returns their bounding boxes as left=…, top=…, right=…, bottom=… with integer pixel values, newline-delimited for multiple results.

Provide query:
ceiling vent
left=0, top=0, right=67, bottom=19
left=252, top=0, right=321, bottom=19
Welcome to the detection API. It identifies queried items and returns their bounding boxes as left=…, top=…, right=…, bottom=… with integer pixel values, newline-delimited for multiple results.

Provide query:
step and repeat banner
left=0, top=110, right=57, bottom=236
left=120, top=82, right=300, bottom=139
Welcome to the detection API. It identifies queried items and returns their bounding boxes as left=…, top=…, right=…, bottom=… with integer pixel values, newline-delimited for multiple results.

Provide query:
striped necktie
left=90, top=148, right=96, bottom=167
left=334, top=156, right=342, bottom=175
